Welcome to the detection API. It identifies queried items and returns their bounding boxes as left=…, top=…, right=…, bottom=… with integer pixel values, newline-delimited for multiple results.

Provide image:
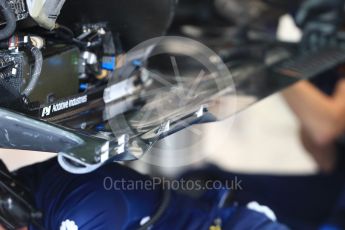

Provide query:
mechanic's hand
left=295, top=0, right=345, bottom=49
left=0, top=225, right=27, bottom=230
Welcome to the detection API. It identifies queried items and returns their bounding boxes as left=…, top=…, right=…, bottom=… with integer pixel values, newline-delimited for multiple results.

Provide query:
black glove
left=295, top=0, right=345, bottom=49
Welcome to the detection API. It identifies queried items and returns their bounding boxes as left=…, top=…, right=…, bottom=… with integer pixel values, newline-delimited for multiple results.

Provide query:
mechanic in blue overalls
left=0, top=157, right=286, bottom=230
left=182, top=0, right=345, bottom=229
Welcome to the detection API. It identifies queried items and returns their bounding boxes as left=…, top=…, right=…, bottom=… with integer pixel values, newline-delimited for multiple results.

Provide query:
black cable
left=0, top=0, right=16, bottom=41
left=137, top=189, right=171, bottom=230
left=56, top=24, right=75, bottom=38
left=22, top=46, right=43, bottom=96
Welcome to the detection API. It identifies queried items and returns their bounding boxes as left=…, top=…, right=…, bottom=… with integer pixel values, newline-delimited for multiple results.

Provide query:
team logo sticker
left=41, top=95, right=88, bottom=118
left=60, top=219, right=79, bottom=230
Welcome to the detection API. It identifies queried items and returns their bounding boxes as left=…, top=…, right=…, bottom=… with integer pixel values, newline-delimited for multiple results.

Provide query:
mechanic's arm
left=283, top=80, right=345, bottom=146
left=0, top=226, right=27, bottom=230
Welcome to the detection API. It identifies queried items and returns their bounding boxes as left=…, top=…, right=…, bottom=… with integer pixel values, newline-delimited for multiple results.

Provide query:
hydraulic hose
left=72, top=36, right=103, bottom=48
left=23, top=46, right=43, bottom=96
left=0, top=0, right=16, bottom=41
